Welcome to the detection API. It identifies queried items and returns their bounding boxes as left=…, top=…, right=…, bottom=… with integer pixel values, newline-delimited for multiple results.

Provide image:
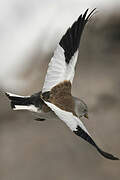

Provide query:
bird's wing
left=43, top=100, right=119, bottom=160
left=42, top=9, right=95, bottom=93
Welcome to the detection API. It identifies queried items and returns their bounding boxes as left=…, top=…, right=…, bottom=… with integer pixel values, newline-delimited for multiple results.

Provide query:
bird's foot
left=34, top=118, right=46, bottom=121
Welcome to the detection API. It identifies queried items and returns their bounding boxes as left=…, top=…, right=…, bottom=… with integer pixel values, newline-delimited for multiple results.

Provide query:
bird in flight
left=5, top=9, right=119, bottom=160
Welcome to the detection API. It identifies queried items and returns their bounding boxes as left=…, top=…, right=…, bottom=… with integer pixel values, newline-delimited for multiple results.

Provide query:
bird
left=5, top=9, right=119, bottom=160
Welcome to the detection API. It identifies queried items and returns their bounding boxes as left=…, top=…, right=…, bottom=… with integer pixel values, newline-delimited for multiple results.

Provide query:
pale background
left=0, top=0, right=120, bottom=180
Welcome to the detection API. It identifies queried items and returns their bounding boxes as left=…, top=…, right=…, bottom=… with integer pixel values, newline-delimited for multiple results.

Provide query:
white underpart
left=13, top=105, right=38, bottom=112
left=6, top=92, right=30, bottom=98
left=43, top=100, right=90, bottom=135
left=42, top=45, right=78, bottom=92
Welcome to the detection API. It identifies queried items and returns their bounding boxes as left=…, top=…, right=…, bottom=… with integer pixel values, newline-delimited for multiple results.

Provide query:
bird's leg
left=34, top=118, right=46, bottom=121
left=32, top=112, right=46, bottom=122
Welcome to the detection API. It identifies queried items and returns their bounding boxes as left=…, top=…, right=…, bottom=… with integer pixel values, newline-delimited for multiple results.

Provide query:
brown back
left=46, top=81, right=76, bottom=115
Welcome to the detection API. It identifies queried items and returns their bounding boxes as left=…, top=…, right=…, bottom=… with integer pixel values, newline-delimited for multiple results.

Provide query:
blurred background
left=0, top=0, right=120, bottom=180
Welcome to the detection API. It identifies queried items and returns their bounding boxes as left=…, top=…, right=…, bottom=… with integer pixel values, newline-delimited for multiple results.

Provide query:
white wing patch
left=43, top=100, right=89, bottom=135
left=42, top=45, right=78, bottom=93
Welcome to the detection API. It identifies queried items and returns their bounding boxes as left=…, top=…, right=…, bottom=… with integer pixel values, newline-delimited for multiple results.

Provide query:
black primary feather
left=59, top=9, right=96, bottom=64
left=74, top=125, right=119, bottom=160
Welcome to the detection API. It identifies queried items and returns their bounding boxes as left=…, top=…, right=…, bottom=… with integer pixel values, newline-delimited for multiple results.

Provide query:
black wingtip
left=82, top=8, right=89, bottom=21
left=59, top=8, right=96, bottom=64
left=97, top=148, right=119, bottom=160
left=85, top=8, right=97, bottom=22
left=74, top=125, right=119, bottom=161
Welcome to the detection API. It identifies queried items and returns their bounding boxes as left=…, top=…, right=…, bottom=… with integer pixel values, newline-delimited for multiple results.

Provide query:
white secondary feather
left=43, top=100, right=90, bottom=135
left=42, top=45, right=78, bottom=92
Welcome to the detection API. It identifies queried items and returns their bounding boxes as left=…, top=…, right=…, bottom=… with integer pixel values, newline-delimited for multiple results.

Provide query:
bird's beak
left=84, top=113, right=89, bottom=119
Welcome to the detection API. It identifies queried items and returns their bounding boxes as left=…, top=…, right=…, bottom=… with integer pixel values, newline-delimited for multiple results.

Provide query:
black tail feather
left=5, top=91, right=44, bottom=110
left=5, top=92, right=31, bottom=109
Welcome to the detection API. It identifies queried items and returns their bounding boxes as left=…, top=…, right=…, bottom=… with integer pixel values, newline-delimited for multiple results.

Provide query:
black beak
left=84, top=113, right=88, bottom=119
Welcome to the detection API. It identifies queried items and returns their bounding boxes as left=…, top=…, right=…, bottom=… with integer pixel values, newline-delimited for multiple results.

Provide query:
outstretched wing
left=43, top=100, right=119, bottom=160
left=42, top=9, right=95, bottom=93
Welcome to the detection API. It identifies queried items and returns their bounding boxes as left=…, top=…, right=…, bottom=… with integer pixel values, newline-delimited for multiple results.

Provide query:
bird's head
left=75, top=98, right=89, bottom=119
left=79, top=104, right=89, bottom=119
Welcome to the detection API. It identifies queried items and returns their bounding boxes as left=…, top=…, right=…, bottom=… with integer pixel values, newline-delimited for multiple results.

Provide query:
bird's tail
left=5, top=92, right=38, bottom=112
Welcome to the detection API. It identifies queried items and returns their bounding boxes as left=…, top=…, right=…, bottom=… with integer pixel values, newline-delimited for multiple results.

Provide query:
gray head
left=73, top=97, right=88, bottom=119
